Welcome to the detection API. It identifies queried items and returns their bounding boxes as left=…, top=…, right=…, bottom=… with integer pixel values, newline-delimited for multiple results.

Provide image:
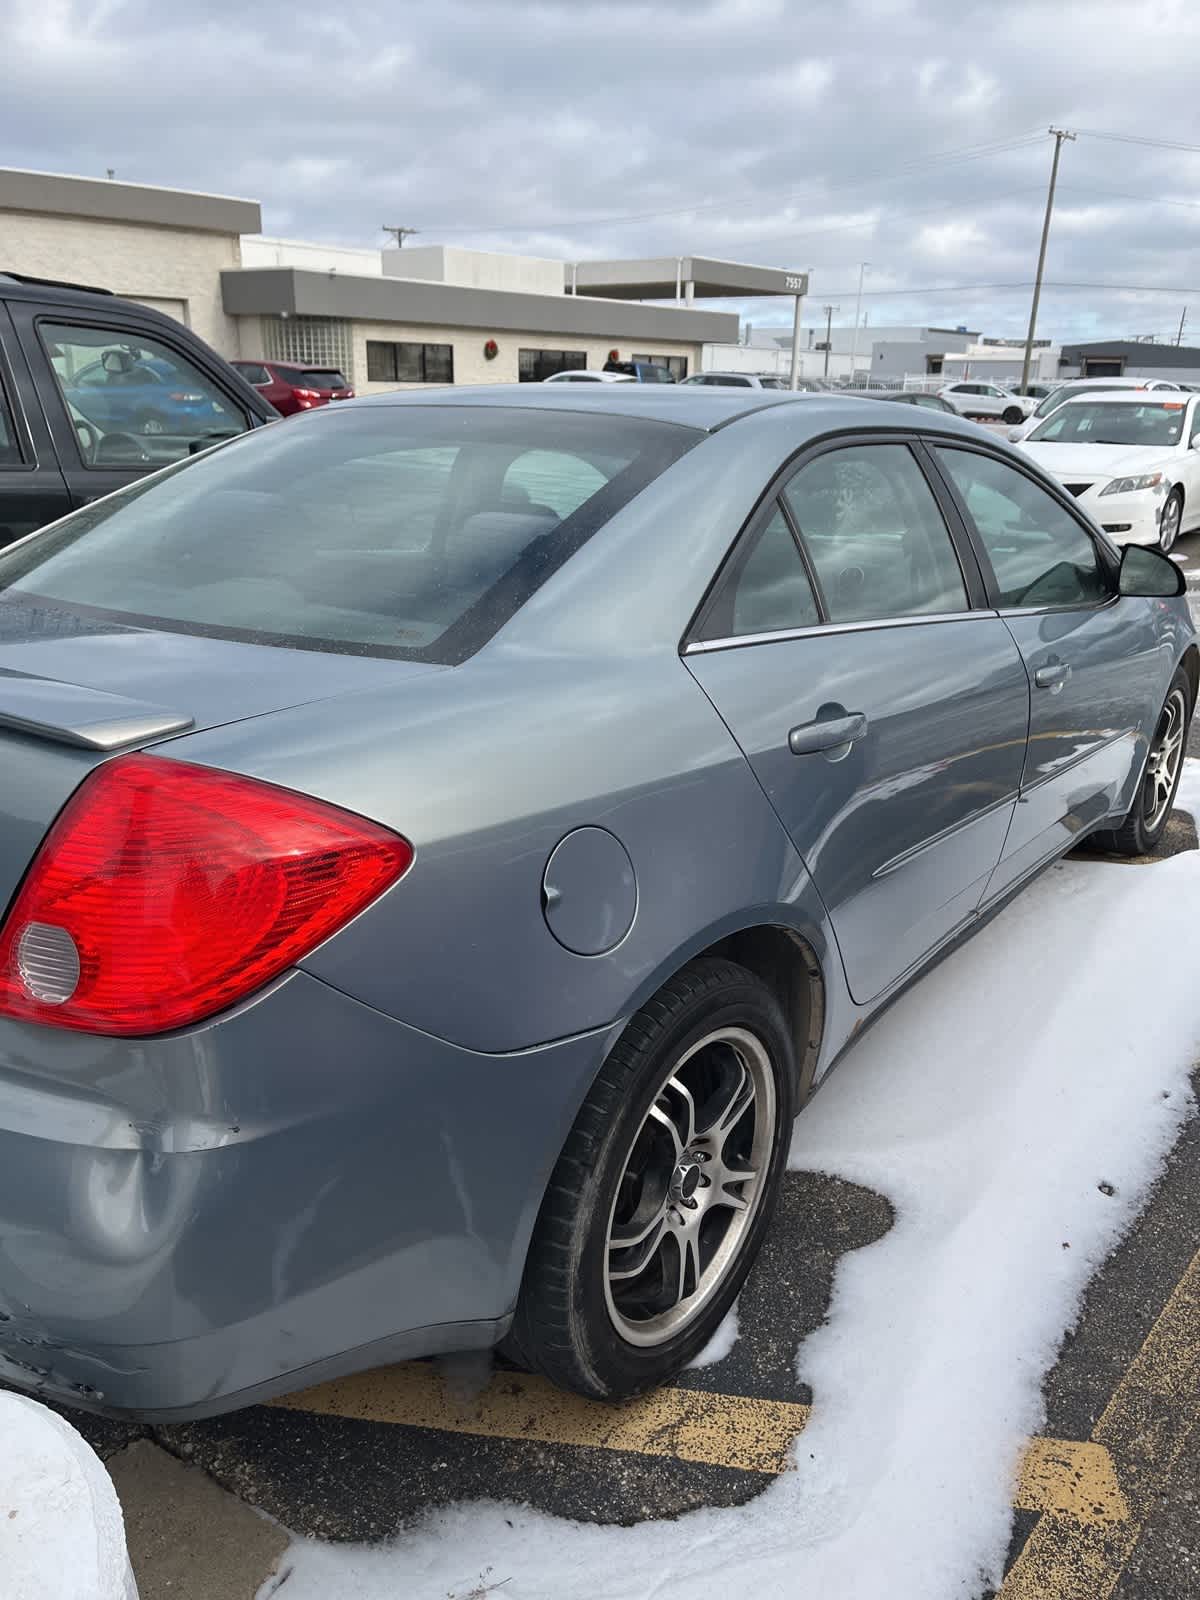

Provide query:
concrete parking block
left=106, top=1440, right=288, bottom=1600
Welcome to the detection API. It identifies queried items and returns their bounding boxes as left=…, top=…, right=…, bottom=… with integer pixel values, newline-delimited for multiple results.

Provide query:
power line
left=420, top=130, right=1048, bottom=237
left=1074, top=128, right=1200, bottom=155
left=724, top=184, right=1046, bottom=252
left=813, top=279, right=1200, bottom=300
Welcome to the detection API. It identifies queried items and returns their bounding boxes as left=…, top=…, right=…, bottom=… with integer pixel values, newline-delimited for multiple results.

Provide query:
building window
left=632, top=354, right=689, bottom=380
left=1082, top=358, right=1123, bottom=377
left=263, top=316, right=353, bottom=378
left=366, top=341, right=455, bottom=385
left=519, top=349, right=587, bottom=382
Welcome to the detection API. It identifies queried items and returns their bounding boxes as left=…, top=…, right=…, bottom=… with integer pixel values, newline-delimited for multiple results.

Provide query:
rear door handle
left=1034, top=662, right=1071, bottom=692
left=788, top=711, right=868, bottom=755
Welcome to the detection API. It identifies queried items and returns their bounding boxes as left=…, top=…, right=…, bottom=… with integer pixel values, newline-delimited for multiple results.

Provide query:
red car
left=231, top=360, right=354, bottom=416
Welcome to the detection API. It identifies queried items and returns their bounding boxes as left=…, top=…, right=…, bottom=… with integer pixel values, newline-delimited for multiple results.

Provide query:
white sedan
left=938, top=382, right=1036, bottom=423
left=542, top=370, right=635, bottom=383
left=1018, top=390, right=1200, bottom=552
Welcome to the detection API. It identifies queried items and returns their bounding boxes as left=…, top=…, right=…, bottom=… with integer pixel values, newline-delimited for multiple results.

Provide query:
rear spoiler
left=0, top=670, right=193, bottom=751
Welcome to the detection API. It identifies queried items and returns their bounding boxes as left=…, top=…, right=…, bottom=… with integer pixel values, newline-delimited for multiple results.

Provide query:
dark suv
left=0, top=273, right=278, bottom=549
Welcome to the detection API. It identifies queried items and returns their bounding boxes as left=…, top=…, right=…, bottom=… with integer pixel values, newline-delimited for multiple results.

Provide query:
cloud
left=2, top=0, right=1200, bottom=341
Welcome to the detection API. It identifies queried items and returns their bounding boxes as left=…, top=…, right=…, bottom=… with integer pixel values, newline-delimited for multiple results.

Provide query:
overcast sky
left=4, top=0, right=1200, bottom=343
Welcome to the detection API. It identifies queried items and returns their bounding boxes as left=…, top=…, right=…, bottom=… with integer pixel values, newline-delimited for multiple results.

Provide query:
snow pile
left=0, top=1393, right=137, bottom=1599
left=271, top=765, right=1200, bottom=1600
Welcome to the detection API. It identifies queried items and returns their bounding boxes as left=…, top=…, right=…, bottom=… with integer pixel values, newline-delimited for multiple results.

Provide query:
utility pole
left=821, top=305, right=840, bottom=378
left=1020, top=128, right=1075, bottom=391
left=383, top=226, right=419, bottom=249
left=1176, top=306, right=1188, bottom=346
left=848, top=262, right=869, bottom=385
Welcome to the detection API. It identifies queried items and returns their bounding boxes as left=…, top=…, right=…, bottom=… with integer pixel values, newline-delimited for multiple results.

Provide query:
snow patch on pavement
left=686, top=1301, right=739, bottom=1368
left=271, top=765, right=1200, bottom=1600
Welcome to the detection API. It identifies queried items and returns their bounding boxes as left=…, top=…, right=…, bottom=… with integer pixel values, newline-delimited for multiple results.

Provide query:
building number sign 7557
left=784, top=275, right=806, bottom=291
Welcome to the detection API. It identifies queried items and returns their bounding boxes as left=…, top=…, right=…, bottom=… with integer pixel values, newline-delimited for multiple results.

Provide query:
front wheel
left=1159, top=487, right=1184, bottom=554
left=508, top=958, right=795, bottom=1398
left=1100, top=669, right=1191, bottom=856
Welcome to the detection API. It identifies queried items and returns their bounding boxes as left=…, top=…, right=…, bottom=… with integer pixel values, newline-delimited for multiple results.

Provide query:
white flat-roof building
left=0, top=169, right=813, bottom=390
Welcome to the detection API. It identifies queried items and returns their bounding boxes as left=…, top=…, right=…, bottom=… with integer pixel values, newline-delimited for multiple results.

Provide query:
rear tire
left=1002, top=406, right=1024, bottom=425
left=1098, top=668, right=1191, bottom=856
left=507, top=958, right=795, bottom=1399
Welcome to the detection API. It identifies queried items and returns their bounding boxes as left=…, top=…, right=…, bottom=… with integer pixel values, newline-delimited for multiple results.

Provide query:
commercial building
left=0, top=168, right=811, bottom=391
left=1058, top=340, right=1200, bottom=384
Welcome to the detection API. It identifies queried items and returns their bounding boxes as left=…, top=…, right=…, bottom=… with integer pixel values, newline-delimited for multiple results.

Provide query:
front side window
left=783, top=444, right=968, bottom=623
left=41, top=322, right=249, bottom=468
left=0, top=408, right=697, bottom=663
left=1029, top=401, right=1186, bottom=449
left=365, top=342, right=454, bottom=385
left=696, top=506, right=819, bottom=640
left=936, top=448, right=1109, bottom=610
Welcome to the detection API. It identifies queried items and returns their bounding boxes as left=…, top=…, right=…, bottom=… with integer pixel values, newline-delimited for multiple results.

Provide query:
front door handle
left=788, top=711, right=868, bottom=756
left=1034, top=662, right=1071, bottom=692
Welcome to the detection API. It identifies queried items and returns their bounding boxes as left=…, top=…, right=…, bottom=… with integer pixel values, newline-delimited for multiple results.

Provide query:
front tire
left=508, top=958, right=795, bottom=1398
left=1159, top=487, right=1184, bottom=554
left=1100, top=669, right=1191, bottom=856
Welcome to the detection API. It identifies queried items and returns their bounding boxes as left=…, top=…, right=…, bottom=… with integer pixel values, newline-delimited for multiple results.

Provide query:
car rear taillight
left=169, top=392, right=206, bottom=402
left=293, top=387, right=323, bottom=401
left=0, top=756, right=412, bottom=1037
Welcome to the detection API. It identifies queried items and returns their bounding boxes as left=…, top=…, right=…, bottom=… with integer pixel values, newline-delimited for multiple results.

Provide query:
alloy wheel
left=1144, top=687, right=1187, bottom=832
left=1159, top=492, right=1182, bottom=554
left=603, top=1026, right=776, bottom=1347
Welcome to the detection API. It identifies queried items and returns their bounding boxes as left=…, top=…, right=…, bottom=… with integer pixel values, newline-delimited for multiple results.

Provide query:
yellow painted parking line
left=273, top=1363, right=1125, bottom=1524
left=273, top=1364, right=811, bottom=1474
left=1000, top=1241, right=1200, bottom=1599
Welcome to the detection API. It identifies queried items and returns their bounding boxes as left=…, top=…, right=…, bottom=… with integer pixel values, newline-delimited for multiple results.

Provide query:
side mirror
left=1118, top=543, right=1186, bottom=598
left=1007, top=425, right=1025, bottom=443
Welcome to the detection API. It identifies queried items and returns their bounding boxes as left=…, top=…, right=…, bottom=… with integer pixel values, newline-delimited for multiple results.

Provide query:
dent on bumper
left=1083, top=490, right=1165, bottom=545
left=0, top=972, right=610, bottom=1417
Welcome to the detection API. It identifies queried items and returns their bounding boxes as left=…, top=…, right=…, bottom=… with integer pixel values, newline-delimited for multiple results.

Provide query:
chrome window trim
left=684, top=609, right=988, bottom=654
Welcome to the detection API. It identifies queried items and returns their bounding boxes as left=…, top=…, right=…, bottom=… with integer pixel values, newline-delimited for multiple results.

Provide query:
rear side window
left=0, top=408, right=697, bottom=663
left=235, top=363, right=271, bottom=386
left=783, top=444, right=968, bottom=623
left=696, top=507, right=820, bottom=640
left=935, top=448, right=1109, bottom=610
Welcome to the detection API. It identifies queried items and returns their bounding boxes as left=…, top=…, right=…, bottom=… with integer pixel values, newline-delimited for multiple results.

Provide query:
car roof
left=1050, top=389, right=1194, bottom=405
left=350, top=383, right=988, bottom=437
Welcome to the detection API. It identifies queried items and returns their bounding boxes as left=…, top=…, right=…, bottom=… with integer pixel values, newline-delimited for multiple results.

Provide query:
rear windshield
left=1029, top=400, right=1187, bottom=448
left=0, top=407, right=696, bottom=664
left=757, top=378, right=787, bottom=390
left=297, top=369, right=349, bottom=390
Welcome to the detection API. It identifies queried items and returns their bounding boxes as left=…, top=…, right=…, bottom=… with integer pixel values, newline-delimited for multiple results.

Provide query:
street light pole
left=1020, top=128, right=1075, bottom=391
left=822, top=305, right=839, bottom=379
left=788, top=269, right=810, bottom=391
left=849, top=262, right=869, bottom=385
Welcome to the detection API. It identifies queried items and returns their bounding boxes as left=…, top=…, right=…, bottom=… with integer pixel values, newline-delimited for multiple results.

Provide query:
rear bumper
left=0, top=973, right=608, bottom=1418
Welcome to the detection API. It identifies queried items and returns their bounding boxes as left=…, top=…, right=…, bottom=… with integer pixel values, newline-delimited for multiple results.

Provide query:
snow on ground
left=0, top=1392, right=137, bottom=1599
left=687, top=1301, right=739, bottom=1368
left=270, top=765, right=1200, bottom=1600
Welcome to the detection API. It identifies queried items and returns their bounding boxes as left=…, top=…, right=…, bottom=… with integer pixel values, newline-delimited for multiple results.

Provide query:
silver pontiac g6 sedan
left=0, top=386, right=1192, bottom=1417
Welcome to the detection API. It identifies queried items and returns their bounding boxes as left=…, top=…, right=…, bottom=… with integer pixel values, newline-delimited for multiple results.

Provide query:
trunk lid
left=0, top=595, right=441, bottom=912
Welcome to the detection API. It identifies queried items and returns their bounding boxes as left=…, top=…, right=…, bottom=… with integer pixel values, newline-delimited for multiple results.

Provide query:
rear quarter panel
left=165, top=648, right=838, bottom=1055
